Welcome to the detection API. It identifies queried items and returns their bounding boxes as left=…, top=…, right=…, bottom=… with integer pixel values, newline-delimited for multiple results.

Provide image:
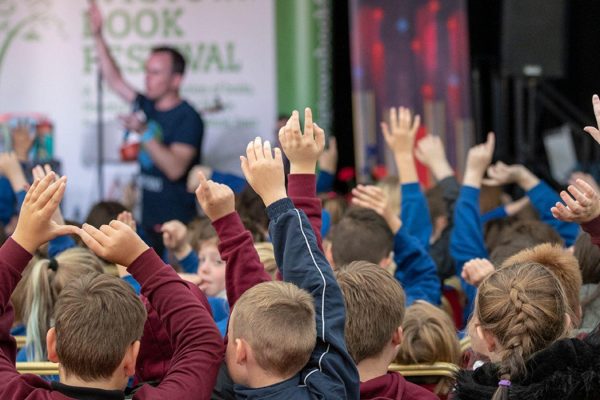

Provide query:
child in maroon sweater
left=0, top=173, right=223, bottom=399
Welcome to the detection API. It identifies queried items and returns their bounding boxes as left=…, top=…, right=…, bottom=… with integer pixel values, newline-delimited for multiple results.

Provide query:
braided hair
left=474, top=262, right=569, bottom=400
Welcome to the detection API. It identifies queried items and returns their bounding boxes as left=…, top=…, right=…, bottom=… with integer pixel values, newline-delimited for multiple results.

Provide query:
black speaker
left=501, top=0, right=567, bottom=78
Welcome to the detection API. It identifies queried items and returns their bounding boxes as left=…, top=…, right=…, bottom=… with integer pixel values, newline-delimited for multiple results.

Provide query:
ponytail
left=24, top=259, right=56, bottom=361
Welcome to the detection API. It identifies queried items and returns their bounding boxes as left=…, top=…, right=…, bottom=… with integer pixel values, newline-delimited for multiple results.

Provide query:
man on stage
left=89, top=1, right=204, bottom=253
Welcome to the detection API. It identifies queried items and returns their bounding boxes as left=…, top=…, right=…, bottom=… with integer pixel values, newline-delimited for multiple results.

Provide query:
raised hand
left=461, top=258, right=495, bottom=287
left=117, top=211, right=137, bottom=232
left=319, top=136, right=338, bottom=174
left=195, top=170, right=235, bottom=221
left=482, top=161, right=523, bottom=186
left=584, top=94, right=600, bottom=145
left=32, top=164, right=65, bottom=225
left=0, top=152, right=27, bottom=192
left=12, top=174, right=78, bottom=254
left=569, top=171, right=600, bottom=195
left=415, top=135, right=453, bottom=181
left=279, top=108, right=325, bottom=174
left=240, top=137, right=286, bottom=207
left=463, top=132, right=495, bottom=188
left=351, top=184, right=402, bottom=233
left=381, top=107, right=420, bottom=156
left=161, top=220, right=191, bottom=259
left=551, top=178, right=600, bottom=224
left=79, top=220, right=149, bottom=267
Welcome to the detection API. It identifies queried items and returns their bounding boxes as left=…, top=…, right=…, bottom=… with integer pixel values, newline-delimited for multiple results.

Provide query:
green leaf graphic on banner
left=0, top=0, right=65, bottom=89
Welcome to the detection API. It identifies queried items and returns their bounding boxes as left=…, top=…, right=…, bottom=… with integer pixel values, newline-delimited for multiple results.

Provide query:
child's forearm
left=213, top=212, right=271, bottom=308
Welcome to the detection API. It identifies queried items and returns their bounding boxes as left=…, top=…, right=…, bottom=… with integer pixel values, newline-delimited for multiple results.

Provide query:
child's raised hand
left=79, top=220, right=149, bottom=267
left=319, top=136, right=338, bottom=174
left=12, top=174, right=78, bottom=254
left=482, top=161, right=523, bottom=186
left=381, top=107, right=420, bottom=156
left=240, top=137, right=286, bottom=207
left=551, top=178, right=600, bottom=224
left=415, top=135, right=453, bottom=181
left=584, top=94, right=600, bottom=145
left=32, top=164, right=65, bottom=225
left=279, top=108, right=325, bottom=174
left=463, top=132, right=495, bottom=188
left=0, top=152, right=27, bottom=191
left=195, top=170, right=235, bottom=221
left=351, top=184, right=402, bottom=233
left=161, top=220, right=189, bottom=253
left=117, top=211, right=136, bottom=232
left=461, top=258, right=495, bottom=287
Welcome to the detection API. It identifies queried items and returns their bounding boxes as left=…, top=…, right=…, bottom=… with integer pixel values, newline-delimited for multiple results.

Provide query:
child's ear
left=324, top=243, right=335, bottom=269
left=235, top=338, right=248, bottom=366
left=46, top=328, right=59, bottom=363
left=565, top=312, right=574, bottom=330
left=476, top=326, right=497, bottom=354
left=379, top=253, right=393, bottom=269
left=123, top=340, right=141, bottom=377
left=391, top=326, right=403, bottom=347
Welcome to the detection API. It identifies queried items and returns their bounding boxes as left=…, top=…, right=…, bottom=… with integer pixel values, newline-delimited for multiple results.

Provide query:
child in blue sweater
left=225, top=115, right=359, bottom=398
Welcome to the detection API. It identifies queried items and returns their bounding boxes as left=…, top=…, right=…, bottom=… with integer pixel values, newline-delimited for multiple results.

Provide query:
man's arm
left=144, top=141, right=198, bottom=181
left=89, top=1, right=136, bottom=103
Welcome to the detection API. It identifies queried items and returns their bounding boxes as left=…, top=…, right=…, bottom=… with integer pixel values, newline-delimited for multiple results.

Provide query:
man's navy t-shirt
left=136, top=94, right=203, bottom=229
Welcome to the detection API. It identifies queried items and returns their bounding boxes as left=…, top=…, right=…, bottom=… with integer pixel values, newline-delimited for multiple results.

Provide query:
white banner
left=0, top=0, right=276, bottom=220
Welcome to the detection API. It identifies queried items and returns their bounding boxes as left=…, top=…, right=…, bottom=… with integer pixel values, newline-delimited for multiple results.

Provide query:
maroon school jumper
left=582, top=214, right=600, bottom=247
left=360, top=372, right=440, bottom=400
left=0, top=239, right=223, bottom=399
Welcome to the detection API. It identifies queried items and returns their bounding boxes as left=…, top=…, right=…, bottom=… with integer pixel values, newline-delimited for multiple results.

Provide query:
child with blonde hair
left=455, top=262, right=572, bottom=399
left=395, top=301, right=461, bottom=397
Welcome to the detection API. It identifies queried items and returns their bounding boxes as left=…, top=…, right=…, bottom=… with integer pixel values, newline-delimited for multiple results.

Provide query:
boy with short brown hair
left=0, top=173, right=223, bottom=399
left=336, top=261, right=438, bottom=399
left=222, top=110, right=359, bottom=398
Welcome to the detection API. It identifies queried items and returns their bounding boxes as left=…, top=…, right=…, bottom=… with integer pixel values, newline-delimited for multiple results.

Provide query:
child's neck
left=357, top=355, right=394, bottom=382
left=246, top=367, right=295, bottom=389
left=60, top=372, right=124, bottom=392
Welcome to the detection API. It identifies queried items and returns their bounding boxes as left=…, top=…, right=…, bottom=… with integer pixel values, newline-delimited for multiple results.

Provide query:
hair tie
left=498, top=379, right=511, bottom=388
left=48, top=258, right=59, bottom=272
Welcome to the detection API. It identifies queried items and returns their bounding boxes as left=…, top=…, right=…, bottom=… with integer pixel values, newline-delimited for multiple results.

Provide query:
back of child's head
left=501, top=243, right=582, bottom=327
left=335, top=261, right=405, bottom=364
left=426, top=185, right=446, bottom=223
left=574, top=232, right=600, bottom=285
left=21, top=247, right=105, bottom=361
left=395, top=301, right=461, bottom=365
left=235, top=186, right=268, bottom=238
left=331, top=207, right=393, bottom=267
left=85, top=201, right=128, bottom=227
left=254, top=242, right=277, bottom=279
left=54, top=272, right=147, bottom=381
left=489, top=220, right=563, bottom=265
left=228, top=281, right=316, bottom=379
left=322, top=195, right=348, bottom=226
left=484, top=204, right=541, bottom=251
left=475, top=262, right=569, bottom=400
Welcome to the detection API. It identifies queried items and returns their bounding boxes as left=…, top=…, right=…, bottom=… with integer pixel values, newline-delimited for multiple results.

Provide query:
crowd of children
left=1, top=92, right=600, bottom=400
